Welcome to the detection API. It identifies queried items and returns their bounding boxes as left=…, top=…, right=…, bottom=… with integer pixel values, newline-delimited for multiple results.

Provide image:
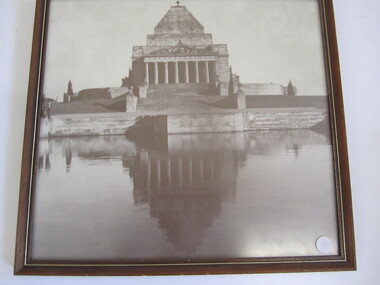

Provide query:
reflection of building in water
left=38, top=129, right=329, bottom=253
left=126, top=152, right=238, bottom=204
left=122, top=135, right=241, bottom=253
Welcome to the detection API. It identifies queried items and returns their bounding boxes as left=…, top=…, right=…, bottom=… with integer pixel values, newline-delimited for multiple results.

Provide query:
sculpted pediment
left=147, top=42, right=215, bottom=56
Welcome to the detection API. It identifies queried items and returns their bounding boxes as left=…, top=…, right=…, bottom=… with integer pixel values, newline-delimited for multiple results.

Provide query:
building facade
left=131, top=4, right=230, bottom=95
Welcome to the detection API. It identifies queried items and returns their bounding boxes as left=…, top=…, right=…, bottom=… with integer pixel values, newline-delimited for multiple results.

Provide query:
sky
left=43, top=0, right=328, bottom=101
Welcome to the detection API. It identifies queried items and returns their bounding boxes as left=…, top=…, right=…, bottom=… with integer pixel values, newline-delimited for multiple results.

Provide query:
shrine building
left=131, top=2, right=230, bottom=95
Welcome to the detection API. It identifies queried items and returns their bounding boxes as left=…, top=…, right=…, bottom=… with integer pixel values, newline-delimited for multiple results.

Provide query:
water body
left=30, top=129, right=338, bottom=262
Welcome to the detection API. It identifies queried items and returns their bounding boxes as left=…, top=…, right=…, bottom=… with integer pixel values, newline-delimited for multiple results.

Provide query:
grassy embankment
left=52, top=95, right=328, bottom=115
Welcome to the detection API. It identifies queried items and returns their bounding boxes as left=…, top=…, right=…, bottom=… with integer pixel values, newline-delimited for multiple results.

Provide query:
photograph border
left=14, top=0, right=356, bottom=276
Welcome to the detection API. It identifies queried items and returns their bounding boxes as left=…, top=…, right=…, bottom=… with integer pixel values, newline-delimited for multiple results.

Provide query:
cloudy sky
left=43, top=0, right=328, bottom=100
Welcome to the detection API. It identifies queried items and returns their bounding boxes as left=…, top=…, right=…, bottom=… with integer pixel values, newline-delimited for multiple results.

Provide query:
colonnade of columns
left=135, top=155, right=221, bottom=190
left=145, top=60, right=215, bottom=84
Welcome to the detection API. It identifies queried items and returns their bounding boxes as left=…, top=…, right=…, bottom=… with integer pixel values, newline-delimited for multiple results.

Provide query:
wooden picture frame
left=14, top=0, right=355, bottom=275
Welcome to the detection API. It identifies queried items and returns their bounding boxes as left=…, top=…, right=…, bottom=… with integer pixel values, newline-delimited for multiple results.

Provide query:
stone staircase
left=136, top=83, right=219, bottom=113
left=147, top=83, right=214, bottom=96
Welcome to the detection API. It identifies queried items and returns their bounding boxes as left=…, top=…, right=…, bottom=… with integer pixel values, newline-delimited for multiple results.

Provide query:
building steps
left=137, top=83, right=220, bottom=112
left=146, top=83, right=216, bottom=97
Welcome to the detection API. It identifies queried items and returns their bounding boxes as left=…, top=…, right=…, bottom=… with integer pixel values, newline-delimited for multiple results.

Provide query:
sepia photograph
left=14, top=0, right=355, bottom=275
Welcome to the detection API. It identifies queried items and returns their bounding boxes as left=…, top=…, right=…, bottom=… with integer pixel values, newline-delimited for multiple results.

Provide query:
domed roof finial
left=176, top=1, right=180, bottom=6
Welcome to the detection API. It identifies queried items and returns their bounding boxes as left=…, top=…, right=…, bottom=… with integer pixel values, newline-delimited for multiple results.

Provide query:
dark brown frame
left=14, top=0, right=356, bottom=276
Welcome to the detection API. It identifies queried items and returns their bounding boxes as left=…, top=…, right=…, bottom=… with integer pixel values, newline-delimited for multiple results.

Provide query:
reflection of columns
left=199, top=158, right=204, bottom=181
left=188, top=157, right=193, bottom=184
left=185, top=61, right=189, bottom=83
left=145, top=63, right=149, bottom=82
left=164, top=62, right=168, bottom=84
left=210, top=158, right=214, bottom=181
left=195, top=61, right=199, bottom=83
left=167, top=159, right=171, bottom=186
left=147, top=157, right=151, bottom=188
left=178, top=157, right=182, bottom=186
left=154, top=62, right=158, bottom=84
left=175, top=61, right=179, bottom=83
left=205, top=61, right=209, bottom=83
left=156, top=159, right=161, bottom=187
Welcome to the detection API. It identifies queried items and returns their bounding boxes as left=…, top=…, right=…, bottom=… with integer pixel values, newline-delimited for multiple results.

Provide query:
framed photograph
left=15, top=0, right=355, bottom=275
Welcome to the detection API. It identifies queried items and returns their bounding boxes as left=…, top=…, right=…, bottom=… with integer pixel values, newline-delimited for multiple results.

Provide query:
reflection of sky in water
left=31, top=130, right=338, bottom=261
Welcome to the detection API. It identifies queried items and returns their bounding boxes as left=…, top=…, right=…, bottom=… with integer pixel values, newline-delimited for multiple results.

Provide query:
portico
left=144, top=57, right=217, bottom=84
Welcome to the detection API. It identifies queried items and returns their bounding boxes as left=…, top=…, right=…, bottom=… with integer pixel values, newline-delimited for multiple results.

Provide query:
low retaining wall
left=160, top=108, right=327, bottom=134
left=40, top=113, right=138, bottom=138
left=155, top=108, right=327, bottom=134
left=165, top=113, right=248, bottom=133
left=42, top=108, right=327, bottom=137
left=247, top=108, right=327, bottom=131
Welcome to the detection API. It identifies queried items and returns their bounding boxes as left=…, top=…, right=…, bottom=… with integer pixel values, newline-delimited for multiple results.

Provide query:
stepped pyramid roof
left=154, top=5, right=205, bottom=35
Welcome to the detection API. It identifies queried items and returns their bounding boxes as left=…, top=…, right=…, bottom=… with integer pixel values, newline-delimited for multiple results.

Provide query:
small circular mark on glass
left=316, top=236, right=332, bottom=254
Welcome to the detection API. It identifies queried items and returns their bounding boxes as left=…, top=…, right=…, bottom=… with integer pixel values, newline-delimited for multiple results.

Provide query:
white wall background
left=1, top=0, right=379, bottom=284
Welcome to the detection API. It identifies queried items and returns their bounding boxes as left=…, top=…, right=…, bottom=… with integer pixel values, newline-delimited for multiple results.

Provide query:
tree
left=128, top=68, right=135, bottom=88
left=67, top=80, right=73, bottom=95
left=228, top=66, right=234, bottom=96
left=287, top=80, right=295, bottom=96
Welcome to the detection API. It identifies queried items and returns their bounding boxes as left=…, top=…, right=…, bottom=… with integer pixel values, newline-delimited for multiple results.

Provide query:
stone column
left=205, top=61, right=210, bottom=83
left=195, top=61, right=199, bottom=83
left=175, top=61, right=179, bottom=83
left=213, top=62, right=219, bottom=86
left=145, top=63, right=149, bottom=82
left=185, top=61, right=189, bottom=83
left=154, top=62, right=158, bottom=84
left=164, top=62, right=168, bottom=84
left=212, top=61, right=216, bottom=82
